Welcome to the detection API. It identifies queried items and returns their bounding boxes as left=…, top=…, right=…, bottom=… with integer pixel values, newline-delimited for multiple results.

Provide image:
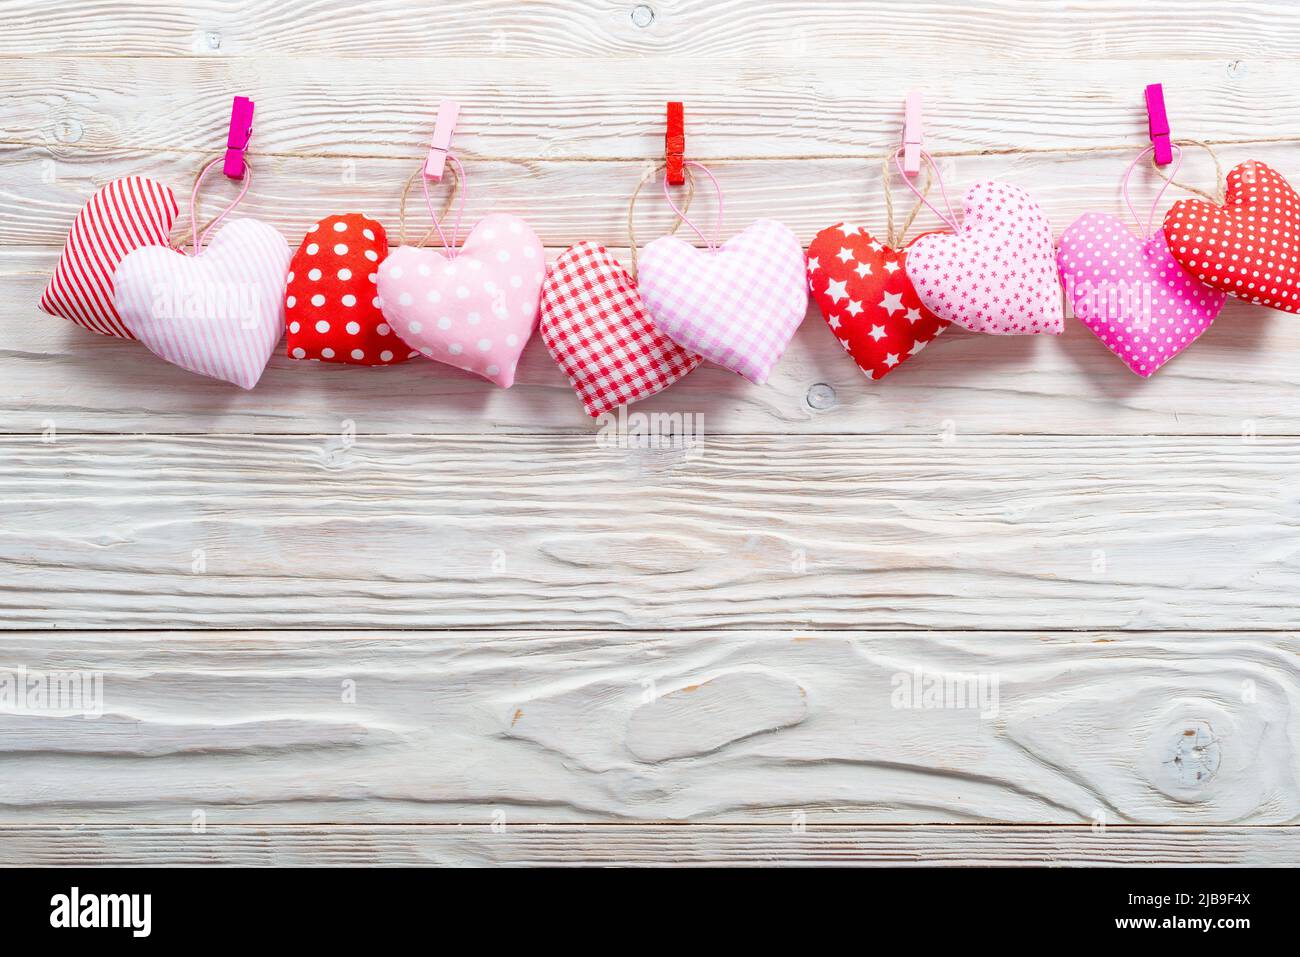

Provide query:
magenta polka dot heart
left=377, top=213, right=545, bottom=388
left=905, top=180, right=1064, bottom=335
left=1058, top=212, right=1226, bottom=377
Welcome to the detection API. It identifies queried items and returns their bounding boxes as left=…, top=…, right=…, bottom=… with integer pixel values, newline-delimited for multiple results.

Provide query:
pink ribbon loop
left=663, top=160, right=723, bottom=250
left=188, top=157, right=252, bottom=255
left=1122, top=143, right=1184, bottom=240
left=421, top=152, right=468, bottom=257
left=893, top=147, right=960, bottom=233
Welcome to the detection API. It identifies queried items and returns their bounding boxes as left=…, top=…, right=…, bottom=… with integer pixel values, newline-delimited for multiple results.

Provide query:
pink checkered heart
left=638, top=218, right=808, bottom=384
left=905, top=181, right=1064, bottom=335
left=1058, top=213, right=1226, bottom=377
left=115, top=218, right=290, bottom=389
left=377, top=213, right=545, bottom=388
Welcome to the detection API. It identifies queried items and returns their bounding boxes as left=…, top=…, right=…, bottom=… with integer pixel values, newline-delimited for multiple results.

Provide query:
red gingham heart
left=807, top=223, right=949, bottom=379
left=539, top=242, right=702, bottom=418
left=1162, top=160, right=1300, bottom=314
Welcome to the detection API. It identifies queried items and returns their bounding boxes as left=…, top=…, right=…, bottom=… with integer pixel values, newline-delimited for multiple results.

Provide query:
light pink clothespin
left=902, top=91, right=923, bottom=177
left=424, top=100, right=460, bottom=180
left=223, top=96, right=254, bottom=180
left=1145, top=83, right=1172, bottom=167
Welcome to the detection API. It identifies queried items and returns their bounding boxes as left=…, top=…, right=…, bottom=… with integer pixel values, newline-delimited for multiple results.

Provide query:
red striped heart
left=40, top=176, right=179, bottom=339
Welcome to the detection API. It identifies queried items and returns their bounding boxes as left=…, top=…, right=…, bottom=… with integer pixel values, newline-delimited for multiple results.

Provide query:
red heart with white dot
left=1162, top=160, right=1300, bottom=314
left=285, top=212, right=414, bottom=365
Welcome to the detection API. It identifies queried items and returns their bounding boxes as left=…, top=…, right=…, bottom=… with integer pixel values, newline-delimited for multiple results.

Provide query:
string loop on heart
left=397, top=155, right=464, bottom=252
left=881, top=151, right=937, bottom=248
left=174, top=157, right=253, bottom=256
left=663, top=160, right=724, bottom=252
left=1150, top=139, right=1225, bottom=205
left=893, top=147, right=960, bottom=234
left=1122, top=144, right=1184, bottom=240
left=625, top=161, right=697, bottom=279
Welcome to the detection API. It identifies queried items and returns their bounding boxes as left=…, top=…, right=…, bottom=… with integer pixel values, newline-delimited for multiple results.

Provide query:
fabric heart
left=806, top=223, right=949, bottom=379
left=114, top=219, right=290, bottom=389
left=539, top=242, right=702, bottom=417
left=1058, top=213, right=1226, bottom=377
left=41, top=176, right=179, bottom=339
left=1162, top=160, right=1300, bottom=314
left=377, top=213, right=545, bottom=388
left=638, top=218, right=808, bottom=384
left=285, top=212, right=412, bottom=366
left=905, top=181, right=1064, bottom=335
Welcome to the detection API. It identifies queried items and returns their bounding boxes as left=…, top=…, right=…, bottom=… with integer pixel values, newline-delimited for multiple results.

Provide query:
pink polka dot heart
left=1058, top=213, right=1226, bottom=377
left=1162, top=160, right=1300, bottom=314
left=378, top=213, right=545, bottom=388
left=905, top=180, right=1064, bottom=335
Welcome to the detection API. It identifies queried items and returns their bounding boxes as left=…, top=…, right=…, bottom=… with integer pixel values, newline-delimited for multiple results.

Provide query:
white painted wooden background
left=0, top=0, right=1298, bottom=866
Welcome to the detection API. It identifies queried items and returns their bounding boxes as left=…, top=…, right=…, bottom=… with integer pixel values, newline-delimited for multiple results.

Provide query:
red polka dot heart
left=1162, top=160, right=1300, bottom=314
left=285, top=212, right=412, bottom=366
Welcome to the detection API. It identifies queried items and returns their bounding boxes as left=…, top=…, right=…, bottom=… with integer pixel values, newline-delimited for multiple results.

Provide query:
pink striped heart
left=114, top=219, right=290, bottom=389
left=40, top=176, right=179, bottom=339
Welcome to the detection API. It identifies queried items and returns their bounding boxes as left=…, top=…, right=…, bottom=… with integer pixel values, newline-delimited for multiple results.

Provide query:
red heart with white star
left=806, top=223, right=950, bottom=379
left=1162, top=160, right=1300, bottom=314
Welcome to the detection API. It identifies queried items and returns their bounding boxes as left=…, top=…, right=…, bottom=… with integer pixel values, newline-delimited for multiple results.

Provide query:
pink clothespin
left=223, top=96, right=254, bottom=180
left=424, top=100, right=460, bottom=180
left=902, top=91, right=923, bottom=177
left=1145, top=83, right=1172, bottom=166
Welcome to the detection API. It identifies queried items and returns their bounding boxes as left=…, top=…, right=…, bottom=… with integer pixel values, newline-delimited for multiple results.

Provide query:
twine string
left=881, top=151, right=936, bottom=248
left=626, top=162, right=697, bottom=278
left=397, top=157, right=463, bottom=249
left=1149, top=138, right=1225, bottom=205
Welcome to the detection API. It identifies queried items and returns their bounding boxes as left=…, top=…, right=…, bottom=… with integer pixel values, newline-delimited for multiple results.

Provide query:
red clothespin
left=1145, top=83, right=1172, bottom=166
left=223, top=95, right=254, bottom=180
left=902, top=91, right=923, bottom=177
left=665, top=101, right=685, bottom=186
left=424, top=100, right=460, bottom=181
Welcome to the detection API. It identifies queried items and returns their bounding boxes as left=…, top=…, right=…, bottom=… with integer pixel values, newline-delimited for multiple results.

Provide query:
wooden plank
left=0, top=824, right=1295, bottom=866
left=0, top=0, right=1293, bottom=60
left=0, top=630, right=1295, bottom=825
left=2, top=57, right=1291, bottom=160
left=6, top=245, right=1300, bottom=436
left=1, top=436, right=1298, bottom=631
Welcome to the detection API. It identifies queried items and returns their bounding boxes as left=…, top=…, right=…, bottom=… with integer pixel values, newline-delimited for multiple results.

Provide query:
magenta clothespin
left=423, top=100, right=460, bottom=181
left=1145, top=83, right=1172, bottom=166
left=902, top=91, right=923, bottom=176
left=223, top=96, right=254, bottom=180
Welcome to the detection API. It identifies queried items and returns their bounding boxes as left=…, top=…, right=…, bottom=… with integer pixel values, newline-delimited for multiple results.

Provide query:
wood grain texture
left=0, top=0, right=1296, bottom=866
left=2, top=825, right=1296, bottom=867
left=1, top=434, right=1297, bottom=632
left=0, top=630, right=1295, bottom=825
left=1, top=57, right=1288, bottom=160
left=0, top=0, right=1294, bottom=59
